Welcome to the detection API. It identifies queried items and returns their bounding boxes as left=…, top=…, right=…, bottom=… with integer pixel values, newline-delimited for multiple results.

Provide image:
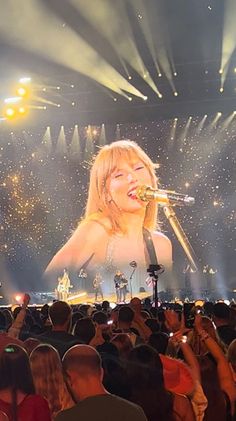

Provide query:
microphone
left=136, top=185, right=195, bottom=206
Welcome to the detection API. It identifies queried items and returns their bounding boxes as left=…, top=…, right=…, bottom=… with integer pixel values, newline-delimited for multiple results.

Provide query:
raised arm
left=194, top=314, right=236, bottom=412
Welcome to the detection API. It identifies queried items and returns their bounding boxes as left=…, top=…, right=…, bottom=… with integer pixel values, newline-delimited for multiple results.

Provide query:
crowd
left=0, top=295, right=236, bottom=421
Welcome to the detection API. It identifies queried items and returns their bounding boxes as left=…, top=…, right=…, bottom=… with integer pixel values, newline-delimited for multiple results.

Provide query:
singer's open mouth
left=127, top=187, right=138, bottom=199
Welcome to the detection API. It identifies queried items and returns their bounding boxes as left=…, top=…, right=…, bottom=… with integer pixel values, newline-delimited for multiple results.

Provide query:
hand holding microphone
left=136, top=185, right=195, bottom=206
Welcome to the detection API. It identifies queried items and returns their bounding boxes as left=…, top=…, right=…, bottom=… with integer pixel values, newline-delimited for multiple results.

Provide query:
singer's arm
left=152, top=231, right=173, bottom=269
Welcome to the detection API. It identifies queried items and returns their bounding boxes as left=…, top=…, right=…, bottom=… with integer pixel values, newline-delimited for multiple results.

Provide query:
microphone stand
left=163, top=206, right=198, bottom=272
left=147, top=264, right=165, bottom=308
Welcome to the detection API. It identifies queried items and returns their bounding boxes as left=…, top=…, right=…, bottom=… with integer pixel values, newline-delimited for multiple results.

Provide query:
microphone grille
left=136, top=185, right=149, bottom=201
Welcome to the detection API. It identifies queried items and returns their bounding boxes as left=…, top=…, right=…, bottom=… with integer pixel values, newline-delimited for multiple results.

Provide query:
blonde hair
left=30, top=344, right=74, bottom=419
left=85, top=140, right=159, bottom=233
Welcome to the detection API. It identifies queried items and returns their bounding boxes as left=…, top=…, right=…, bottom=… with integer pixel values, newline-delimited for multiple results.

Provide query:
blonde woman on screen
left=45, top=140, right=172, bottom=284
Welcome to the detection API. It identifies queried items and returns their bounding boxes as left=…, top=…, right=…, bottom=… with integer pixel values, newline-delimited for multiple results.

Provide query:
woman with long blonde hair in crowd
left=46, top=140, right=172, bottom=293
left=30, top=344, right=74, bottom=420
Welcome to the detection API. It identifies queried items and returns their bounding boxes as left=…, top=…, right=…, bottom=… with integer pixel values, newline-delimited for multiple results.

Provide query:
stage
left=67, top=290, right=152, bottom=305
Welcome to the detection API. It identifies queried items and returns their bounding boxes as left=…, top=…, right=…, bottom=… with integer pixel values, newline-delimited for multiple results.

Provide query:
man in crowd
left=38, top=301, right=78, bottom=358
left=55, top=344, right=147, bottom=421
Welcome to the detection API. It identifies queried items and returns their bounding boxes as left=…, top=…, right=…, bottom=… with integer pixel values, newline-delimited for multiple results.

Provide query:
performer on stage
left=56, top=268, right=72, bottom=301
left=45, top=140, right=172, bottom=286
left=56, top=276, right=64, bottom=301
left=114, top=270, right=122, bottom=303
left=120, top=273, right=128, bottom=302
left=93, top=272, right=103, bottom=302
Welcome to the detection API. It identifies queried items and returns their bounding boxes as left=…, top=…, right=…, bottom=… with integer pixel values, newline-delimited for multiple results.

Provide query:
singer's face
left=108, top=158, right=152, bottom=213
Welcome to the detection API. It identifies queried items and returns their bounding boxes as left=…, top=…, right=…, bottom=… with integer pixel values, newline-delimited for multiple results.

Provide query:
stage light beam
left=0, top=0, right=145, bottom=99
left=220, top=0, right=236, bottom=88
left=70, top=125, right=82, bottom=161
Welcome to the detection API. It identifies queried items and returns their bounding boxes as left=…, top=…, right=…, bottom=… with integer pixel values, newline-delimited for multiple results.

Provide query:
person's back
left=0, top=394, right=51, bottom=421
left=56, top=394, right=147, bottom=421
left=55, top=344, right=147, bottom=421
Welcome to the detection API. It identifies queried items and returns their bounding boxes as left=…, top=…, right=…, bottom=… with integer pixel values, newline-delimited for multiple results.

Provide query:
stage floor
left=67, top=291, right=151, bottom=305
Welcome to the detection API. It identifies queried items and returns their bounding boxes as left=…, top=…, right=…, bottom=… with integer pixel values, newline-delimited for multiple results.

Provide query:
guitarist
left=120, top=273, right=128, bottom=303
left=93, top=273, right=104, bottom=302
left=59, top=268, right=72, bottom=301
left=114, top=270, right=122, bottom=303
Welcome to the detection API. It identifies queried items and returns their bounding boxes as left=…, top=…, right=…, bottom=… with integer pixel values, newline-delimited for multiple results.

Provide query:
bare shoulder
left=152, top=231, right=172, bottom=267
left=45, top=218, right=110, bottom=274
left=72, top=217, right=111, bottom=240
left=152, top=230, right=171, bottom=244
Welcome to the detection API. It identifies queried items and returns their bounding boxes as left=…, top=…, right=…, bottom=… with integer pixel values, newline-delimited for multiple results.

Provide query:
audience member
left=0, top=344, right=51, bottom=421
left=92, top=311, right=108, bottom=325
left=148, top=332, right=169, bottom=354
left=55, top=344, right=148, bottom=421
left=126, top=344, right=195, bottom=421
left=111, top=333, right=133, bottom=360
left=213, top=303, right=236, bottom=346
left=38, top=301, right=77, bottom=358
left=227, top=338, right=236, bottom=383
left=73, top=318, right=96, bottom=344
left=30, top=344, right=74, bottom=419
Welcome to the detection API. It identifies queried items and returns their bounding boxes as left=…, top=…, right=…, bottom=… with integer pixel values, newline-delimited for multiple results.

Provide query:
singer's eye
left=134, top=165, right=144, bottom=171
left=114, top=173, right=123, bottom=178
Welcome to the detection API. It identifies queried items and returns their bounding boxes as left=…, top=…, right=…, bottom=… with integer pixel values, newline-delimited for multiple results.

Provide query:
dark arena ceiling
left=0, top=0, right=236, bottom=126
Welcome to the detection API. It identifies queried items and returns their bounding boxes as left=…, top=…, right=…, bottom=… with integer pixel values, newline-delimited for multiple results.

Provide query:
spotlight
left=174, top=92, right=178, bottom=97
left=233, top=111, right=236, bottom=115
left=143, top=96, right=148, bottom=101
left=128, top=97, right=132, bottom=101
left=16, top=86, right=28, bottom=97
left=57, top=104, right=61, bottom=107
left=113, top=98, right=117, bottom=101
left=158, top=93, right=163, bottom=99
left=128, top=76, right=132, bottom=80
left=92, top=129, right=98, bottom=135
left=234, top=68, right=236, bottom=73
left=15, top=294, right=22, bottom=303
left=71, top=102, right=75, bottom=106
left=158, top=73, right=162, bottom=78
left=5, top=107, right=15, bottom=118
left=217, top=112, right=222, bottom=116
left=220, top=87, right=224, bottom=93
left=70, top=84, right=75, bottom=88
left=19, top=107, right=26, bottom=114
left=219, top=69, right=223, bottom=74
left=173, top=72, right=177, bottom=76
left=56, top=86, right=61, bottom=90
left=174, top=117, right=178, bottom=121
